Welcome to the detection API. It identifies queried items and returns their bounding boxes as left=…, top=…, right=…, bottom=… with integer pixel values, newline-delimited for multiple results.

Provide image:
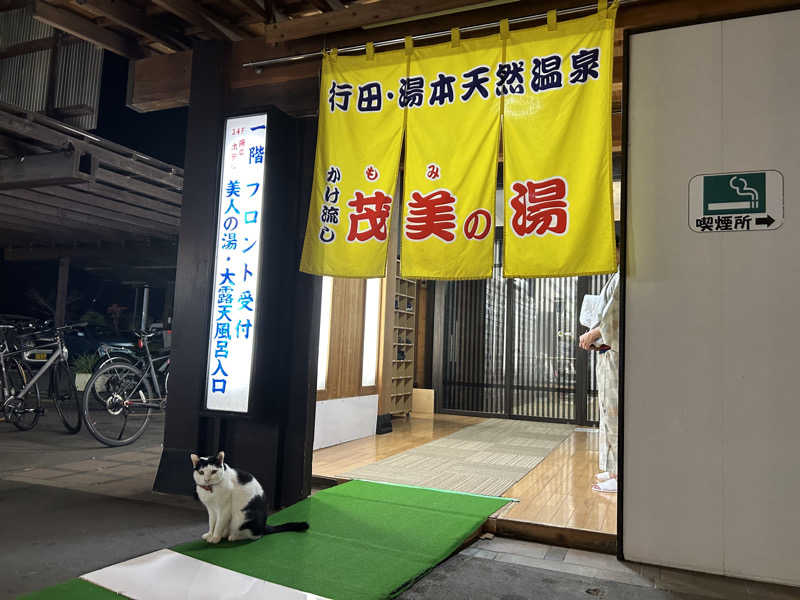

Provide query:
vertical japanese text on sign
left=205, top=114, right=267, bottom=413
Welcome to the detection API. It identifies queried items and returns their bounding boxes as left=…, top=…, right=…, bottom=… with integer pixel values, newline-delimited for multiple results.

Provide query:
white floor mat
left=81, top=549, right=329, bottom=600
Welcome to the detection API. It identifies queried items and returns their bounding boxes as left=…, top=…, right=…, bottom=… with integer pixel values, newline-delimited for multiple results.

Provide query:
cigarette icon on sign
left=701, top=172, right=766, bottom=215
left=713, top=176, right=760, bottom=211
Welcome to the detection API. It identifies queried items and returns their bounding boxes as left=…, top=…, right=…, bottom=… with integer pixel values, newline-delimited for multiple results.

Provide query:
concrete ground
left=0, top=410, right=195, bottom=509
left=0, top=408, right=205, bottom=598
left=2, top=409, right=798, bottom=600
left=0, top=479, right=204, bottom=598
left=400, top=537, right=800, bottom=600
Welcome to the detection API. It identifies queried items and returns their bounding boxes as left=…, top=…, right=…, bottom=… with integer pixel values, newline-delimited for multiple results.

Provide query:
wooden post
left=153, top=40, right=226, bottom=497
left=161, top=280, right=175, bottom=326
left=154, top=42, right=318, bottom=509
left=131, top=287, right=140, bottom=329
left=140, top=284, right=150, bottom=329
left=54, top=256, right=70, bottom=327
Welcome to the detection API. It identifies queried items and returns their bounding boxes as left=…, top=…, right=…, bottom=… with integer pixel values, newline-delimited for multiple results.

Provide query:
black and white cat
left=191, top=451, right=309, bottom=544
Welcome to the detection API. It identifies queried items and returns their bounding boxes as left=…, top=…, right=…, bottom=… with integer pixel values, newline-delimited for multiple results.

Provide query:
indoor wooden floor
left=312, top=414, right=617, bottom=535
left=499, top=428, right=617, bottom=533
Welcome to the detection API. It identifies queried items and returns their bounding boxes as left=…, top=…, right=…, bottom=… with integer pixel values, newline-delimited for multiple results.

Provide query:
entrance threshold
left=312, top=474, right=616, bottom=555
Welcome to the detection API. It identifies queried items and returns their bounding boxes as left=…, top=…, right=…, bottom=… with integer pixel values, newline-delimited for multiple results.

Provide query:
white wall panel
left=313, top=395, right=378, bottom=451
left=625, top=10, right=800, bottom=586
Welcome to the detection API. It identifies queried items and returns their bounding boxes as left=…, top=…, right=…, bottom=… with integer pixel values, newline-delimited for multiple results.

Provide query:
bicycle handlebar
left=57, top=322, right=88, bottom=331
left=134, top=330, right=159, bottom=339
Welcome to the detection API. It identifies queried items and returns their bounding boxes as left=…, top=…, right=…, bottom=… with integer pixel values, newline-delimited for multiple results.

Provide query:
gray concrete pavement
left=0, top=479, right=204, bottom=599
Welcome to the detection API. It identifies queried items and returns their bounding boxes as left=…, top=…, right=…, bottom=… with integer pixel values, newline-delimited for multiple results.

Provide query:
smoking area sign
left=689, top=170, right=783, bottom=233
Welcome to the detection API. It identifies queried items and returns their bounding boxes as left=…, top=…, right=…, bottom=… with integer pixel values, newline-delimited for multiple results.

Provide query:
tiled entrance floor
left=313, top=413, right=617, bottom=534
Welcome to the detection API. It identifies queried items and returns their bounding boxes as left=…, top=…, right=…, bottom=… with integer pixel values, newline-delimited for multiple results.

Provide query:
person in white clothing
left=579, top=235, right=620, bottom=493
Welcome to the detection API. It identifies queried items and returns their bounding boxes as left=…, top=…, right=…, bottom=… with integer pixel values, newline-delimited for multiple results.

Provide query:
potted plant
left=72, top=353, right=98, bottom=392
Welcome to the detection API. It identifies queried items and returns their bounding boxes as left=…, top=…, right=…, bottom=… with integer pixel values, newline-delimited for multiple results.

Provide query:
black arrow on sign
left=755, top=215, right=775, bottom=227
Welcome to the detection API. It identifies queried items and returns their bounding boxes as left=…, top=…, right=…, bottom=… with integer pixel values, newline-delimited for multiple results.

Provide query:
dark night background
left=0, top=51, right=182, bottom=330
left=95, top=52, right=189, bottom=167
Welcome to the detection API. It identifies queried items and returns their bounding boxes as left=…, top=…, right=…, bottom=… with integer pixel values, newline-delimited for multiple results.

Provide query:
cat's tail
left=264, top=521, right=309, bottom=535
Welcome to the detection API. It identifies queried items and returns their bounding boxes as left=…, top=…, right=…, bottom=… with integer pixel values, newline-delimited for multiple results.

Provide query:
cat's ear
left=215, top=451, right=225, bottom=466
left=190, top=453, right=199, bottom=467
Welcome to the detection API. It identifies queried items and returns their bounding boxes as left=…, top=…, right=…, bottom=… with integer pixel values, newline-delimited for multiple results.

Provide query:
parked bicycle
left=82, top=330, right=167, bottom=446
left=0, top=323, right=85, bottom=433
left=92, top=338, right=169, bottom=398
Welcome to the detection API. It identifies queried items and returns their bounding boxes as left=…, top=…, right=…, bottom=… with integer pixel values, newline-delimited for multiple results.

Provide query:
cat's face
left=190, top=451, right=225, bottom=486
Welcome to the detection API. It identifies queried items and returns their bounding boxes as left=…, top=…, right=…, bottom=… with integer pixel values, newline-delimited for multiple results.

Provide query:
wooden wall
left=317, top=277, right=383, bottom=401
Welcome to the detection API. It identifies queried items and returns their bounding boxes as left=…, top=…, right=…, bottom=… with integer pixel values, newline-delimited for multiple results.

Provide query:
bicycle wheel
left=88, top=356, right=135, bottom=406
left=5, top=359, right=41, bottom=431
left=52, top=362, right=81, bottom=433
left=83, top=362, right=153, bottom=447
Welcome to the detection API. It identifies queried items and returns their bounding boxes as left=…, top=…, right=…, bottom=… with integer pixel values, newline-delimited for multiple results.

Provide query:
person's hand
left=579, top=329, right=601, bottom=350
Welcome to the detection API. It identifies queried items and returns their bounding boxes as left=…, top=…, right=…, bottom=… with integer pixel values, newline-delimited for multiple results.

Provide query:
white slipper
left=592, top=479, right=618, bottom=493
left=595, top=471, right=613, bottom=482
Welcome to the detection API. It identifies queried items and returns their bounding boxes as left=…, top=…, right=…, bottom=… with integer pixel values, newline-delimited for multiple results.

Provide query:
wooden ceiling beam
left=229, top=0, right=270, bottom=22
left=235, top=1, right=590, bottom=60
left=267, top=0, right=288, bottom=22
left=126, top=50, right=191, bottom=111
left=616, top=0, right=800, bottom=28
left=95, top=167, right=182, bottom=206
left=0, top=36, right=67, bottom=60
left=247, top=0, right=800, bottom=50
left=0, top=220, right=50, bottom=235
left=0, top=193, right=174, bottom=238
left=0, top=223, right=80, bottom=247
left=32, top=0, right=146, bottom=59
left=0, top=133, right=25, bottom=159
left=151, top=0, right=248, bottom=41
left=75, top=0, right=190, bottom=52
left=150, top=0, right=221, bottom=38
left=307, top=0, right=342, bottom=12
left=0, top=108, right=183, bottom=190
left=71, top=181, right=182, bottom=218
left=16, top=185, right=180, bottom=229
left=0, top=0, right=30, bottom=11
left=0, top=150, right=93, bottom=190
left=0, top=208, right=122, bottom=241
left=3, top=242, right=177, bottom=262
left=56, top=183, right=181, bottom=223
left=263, top=0, right=503, bottom=43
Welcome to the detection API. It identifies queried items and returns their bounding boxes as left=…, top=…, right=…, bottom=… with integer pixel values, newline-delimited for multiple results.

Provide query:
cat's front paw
left=201, top=532, right=212, bottom=541
left=207, top=535, right=222, bottom=544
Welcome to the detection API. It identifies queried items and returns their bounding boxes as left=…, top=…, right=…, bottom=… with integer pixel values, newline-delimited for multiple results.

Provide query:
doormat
left=22, top=481, right=510, bottom=600
left=343, top=419, right=576, bottom=497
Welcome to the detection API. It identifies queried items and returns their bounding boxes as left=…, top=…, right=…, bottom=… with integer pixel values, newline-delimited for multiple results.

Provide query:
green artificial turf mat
left=174, top=480, right=510, bottom=600
left=19, top=578, right=124, bottom=599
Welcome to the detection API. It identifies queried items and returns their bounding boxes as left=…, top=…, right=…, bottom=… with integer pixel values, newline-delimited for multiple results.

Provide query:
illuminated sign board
left=205, top=114, right=267, bottom=413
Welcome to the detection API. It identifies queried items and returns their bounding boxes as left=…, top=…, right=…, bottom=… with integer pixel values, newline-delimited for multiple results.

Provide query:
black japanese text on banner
left=300, top=49, right=407, bottom=277
left=503, top=4, right=618, bottom=278
left=401, top=34, right=501, bottom=279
